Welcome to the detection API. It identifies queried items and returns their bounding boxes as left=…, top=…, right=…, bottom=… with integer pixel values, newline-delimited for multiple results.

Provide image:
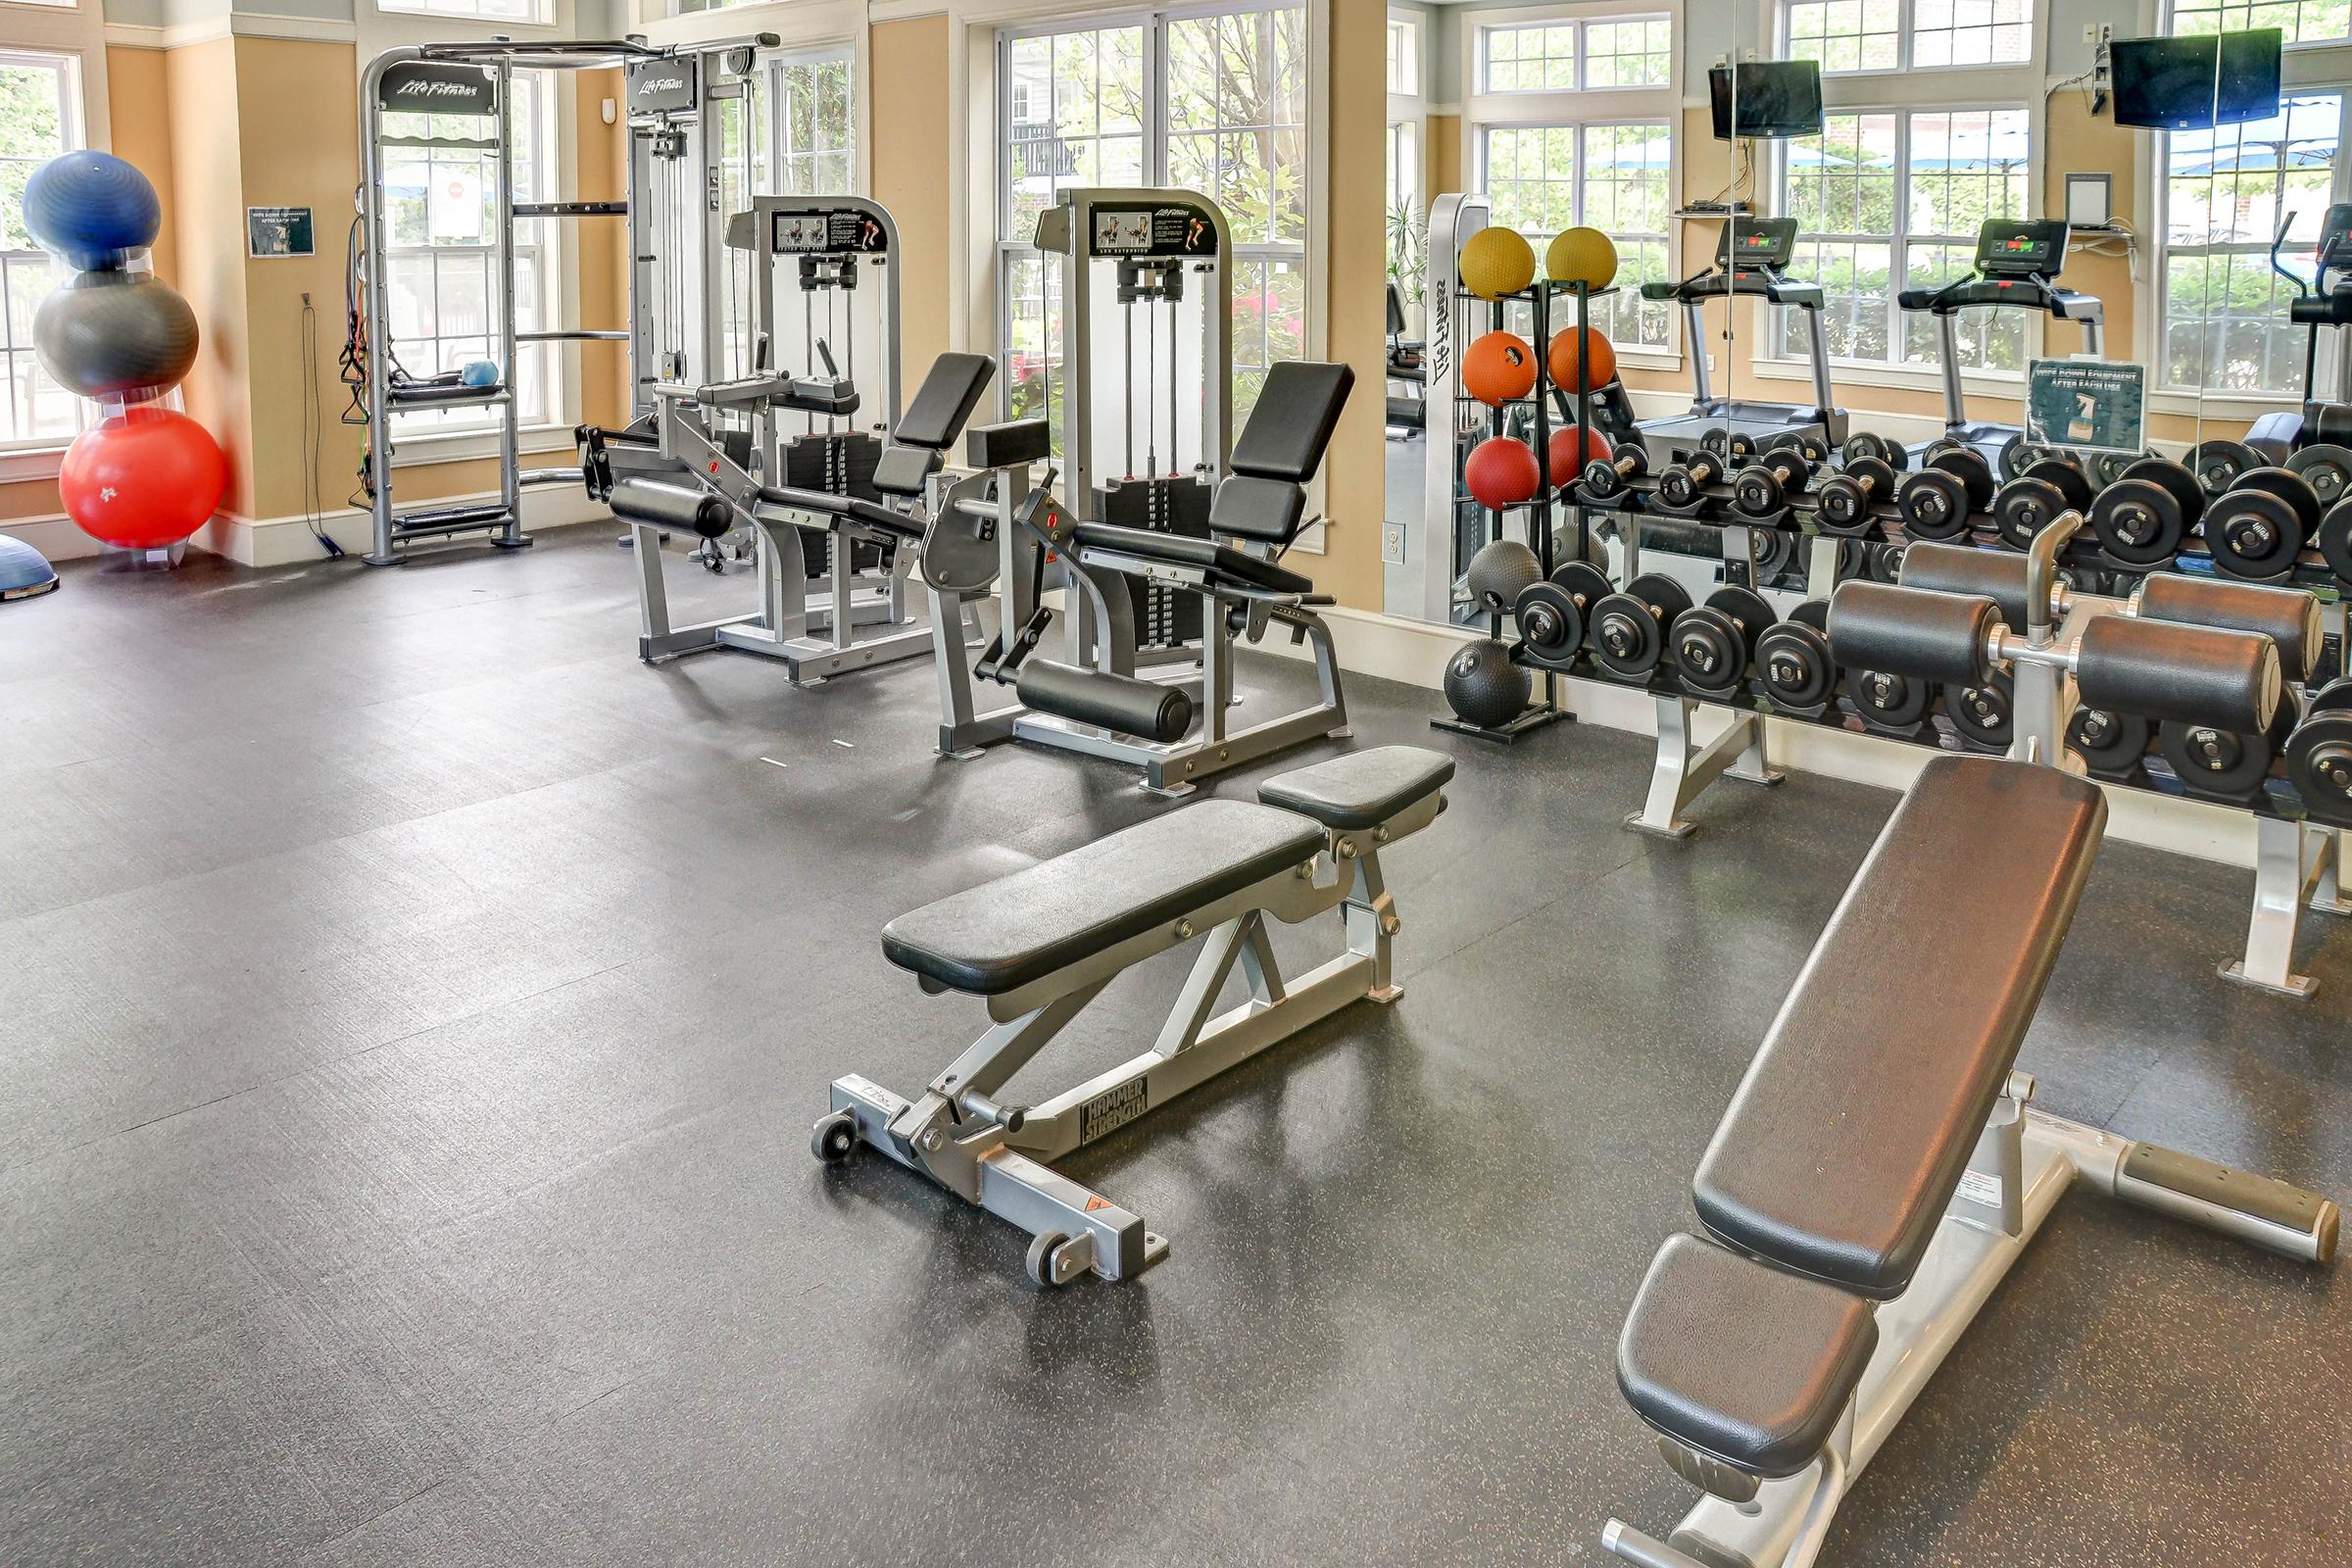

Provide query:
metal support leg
left=1626, top=695, right=1782, bottom=840
left=2221, top=815, right=2332, bottom=1000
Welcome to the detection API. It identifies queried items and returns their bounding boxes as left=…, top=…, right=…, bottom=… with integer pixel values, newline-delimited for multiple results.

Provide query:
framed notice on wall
left=247, top=207, right=315, bottom=259
left=2026, top=358, right=2146, bottom=455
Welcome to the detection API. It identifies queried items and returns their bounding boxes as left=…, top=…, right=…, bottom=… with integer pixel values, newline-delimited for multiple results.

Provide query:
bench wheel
left=1026, top=1230, right=1087, bottom=1289
left=811, top=1110, right=859, bottom=1164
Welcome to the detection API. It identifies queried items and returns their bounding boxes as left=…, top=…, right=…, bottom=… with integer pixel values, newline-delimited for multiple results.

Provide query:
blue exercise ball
left=33, top=271, right=198, bottom=398
left=23, top=150, right=161, bottom=270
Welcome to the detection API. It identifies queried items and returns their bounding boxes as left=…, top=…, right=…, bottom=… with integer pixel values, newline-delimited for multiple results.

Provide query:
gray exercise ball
left=1443, top=638, right=1529, bottom=728
left=1464, top=538, right=1543, bottom=614
left=33, top=271, right=199, bottom=398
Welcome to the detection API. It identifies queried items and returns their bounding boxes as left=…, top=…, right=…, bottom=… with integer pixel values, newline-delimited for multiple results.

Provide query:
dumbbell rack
left=1544, top=460, right=2352, bottom=998
left=1432, top=276, right=1611, bottom=745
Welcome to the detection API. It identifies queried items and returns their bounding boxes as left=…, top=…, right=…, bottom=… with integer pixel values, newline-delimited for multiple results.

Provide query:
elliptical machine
left=1899, top=218, right=2103, bottom=476
left=2248, top=204, right=2352, bottom=460
left=1638, top=217, right=1848, bottom=465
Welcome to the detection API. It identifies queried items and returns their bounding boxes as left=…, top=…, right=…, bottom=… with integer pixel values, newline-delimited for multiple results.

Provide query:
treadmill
left=1637, top=217, right=1847, bottom=465
left=1385, top=281, right=1426, bottom=437
left=2248, top=203, right=2352, bottom=460
left=1899, top=217, right=2103, bottom=473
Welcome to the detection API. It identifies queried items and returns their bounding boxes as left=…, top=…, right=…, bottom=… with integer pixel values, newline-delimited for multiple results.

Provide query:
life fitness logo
left=393, top=79, right=480, bottom=100
left=640, top=74, right=687, bottom=93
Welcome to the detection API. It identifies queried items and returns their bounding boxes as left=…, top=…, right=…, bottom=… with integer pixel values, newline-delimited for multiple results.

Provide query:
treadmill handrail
left=1897, top=273, right=2102, bottom=325
left=1655, top=271, right=1826, bottom=310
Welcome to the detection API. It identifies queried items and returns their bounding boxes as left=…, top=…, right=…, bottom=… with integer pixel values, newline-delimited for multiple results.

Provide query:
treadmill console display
left=2318, top=204, right=2352, bottom=282
left=1718, top=218, right=1798, bottom=270
left=1977, top=220, right=2068, bottom=277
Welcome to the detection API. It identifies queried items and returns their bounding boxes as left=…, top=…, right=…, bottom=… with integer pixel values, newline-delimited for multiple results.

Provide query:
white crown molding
left=104, top=11, right=357, bottom=50
left=869, top=0, right=948, bottom=20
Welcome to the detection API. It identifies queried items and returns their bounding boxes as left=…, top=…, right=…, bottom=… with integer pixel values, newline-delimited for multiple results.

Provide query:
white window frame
left=377, top=0, right=551, bottom=25
left=0, top=48, right=87, bottom=460
left=1388, top=6, right=1428, bottom=335
left=2169, top=0, right=2352, bottom=49
left=1779, top=0, right=2037, bottom=80
left=991, top=0, right=1314, bottom=421
left=766, top=40, right=858, bottom=196
left=1459, top=1, right=1682, bottom=368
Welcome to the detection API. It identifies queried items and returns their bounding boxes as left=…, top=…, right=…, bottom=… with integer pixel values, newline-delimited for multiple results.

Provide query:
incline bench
left=811, top=745, right=1453, bottom=1287
left=1603, top=755, right=2340, bottom=1568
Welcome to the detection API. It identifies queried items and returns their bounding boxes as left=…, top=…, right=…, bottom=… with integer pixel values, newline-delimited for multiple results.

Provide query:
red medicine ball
left=1464, top=436, right=1543, bottom=510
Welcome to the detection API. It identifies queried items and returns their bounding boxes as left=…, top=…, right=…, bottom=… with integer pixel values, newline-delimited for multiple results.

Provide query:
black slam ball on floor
left=33, top=271, right=201, bottom=399
left=1444, top=638, right=1530, bottom=727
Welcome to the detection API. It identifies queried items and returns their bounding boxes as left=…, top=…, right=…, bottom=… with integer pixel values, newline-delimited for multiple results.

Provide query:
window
left=1777, top=106, right=2032, bottom=371
left=380, top=0, right=546, bottom=22
left=1479, top=15, right=1671, bottom=93
left=1784, top=0, right=2031, bottom=73
left=1464, top=10, right=1678, bottom=351
left=0, top=52, right=82, bottom=449
left=2171, top=0, right=2351, bottom=43
left=1388, top=15, right=1419, bottom=94
left=772, top=47, right=855, bottom=195
left=997, top=5, right=1307, bottom=429
left=2161, top=96, right=2346, bottom=394
left=381, top=70, right=558, bottom=431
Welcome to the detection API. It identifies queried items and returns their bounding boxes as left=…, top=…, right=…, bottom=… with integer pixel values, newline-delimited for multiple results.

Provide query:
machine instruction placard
left=246, top=207, right=314, bottom=259
left=2026, top=358, right=2146, bottom=455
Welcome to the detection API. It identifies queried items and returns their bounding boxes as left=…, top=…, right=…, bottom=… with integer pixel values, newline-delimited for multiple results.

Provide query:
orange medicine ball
left=1464, top=435, right=1543, bottom=511
left=1462, top=330, right=1537, bottom=407
left=1545, top=326, right=1618, bottom=393
left=1546, top=425, right=1612, bottom=487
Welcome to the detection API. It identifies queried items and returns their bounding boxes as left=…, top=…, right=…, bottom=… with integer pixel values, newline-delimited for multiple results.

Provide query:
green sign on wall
left=2026, top=358, right=2146, bottom=455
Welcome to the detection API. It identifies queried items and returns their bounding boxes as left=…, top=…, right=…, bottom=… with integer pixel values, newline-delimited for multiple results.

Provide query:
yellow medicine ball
left=1459, top=226, right=1537, bottom=301
left=1546, top=226, right=1619, bottom=291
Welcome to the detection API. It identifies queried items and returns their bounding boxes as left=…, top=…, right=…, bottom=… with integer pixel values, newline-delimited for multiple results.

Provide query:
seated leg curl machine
left=811, top=745, right=1453, bottom=1287
left=1600, top=535, right=2339, bottom=1568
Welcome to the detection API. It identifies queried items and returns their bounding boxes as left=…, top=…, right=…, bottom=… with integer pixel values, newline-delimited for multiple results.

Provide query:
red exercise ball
left=1462, top=330, right=1537, bottom=407
left=1545, top=326, right=1618, bottom=393
left=60, top=406, right=227, bottom=550
left=1464, top=435, right=1542, bottom=510
left=1546, top=425, right=1612, bottom=487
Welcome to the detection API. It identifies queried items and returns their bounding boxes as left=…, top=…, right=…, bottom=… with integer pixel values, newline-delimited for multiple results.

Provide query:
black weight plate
left=1994, top=435, right=2034, bottom=482
left=1550, top=524, right=1607, bottom=571
left=1732, top=467, right=1784, bottom=517
left=2123, top=457, right=2206, bottom=529
left=2286, top=443, right=2352, bottom=508
left=1756, top=619, right=1836, bottom=709
left=1992, top=476, right=2068, bottom=551
left=2088, top=478, right=2186, bottom=567
left=1512, top=581, right=1584, bottom=662
left=2024, top=458, right=2094, bottom=513
left=1750, top=526, right=1798, bottom=580
left=1626, top=572, right=1693, bottom=624
left=1895, top=467, right=1973, bottom=542
left=2204, top=487, right=2304, bottom=579
left=2287, top=711, right=2352, bottom=824
left=1866, top=541, right=1906, bottom=582
left=2160, top=718, right=2277, bottom=799
left=2321, top=498, right=2352, bottom=588
left=1706, top=584, right=1777, bottom=644
left=1927, top=445, right=1996, bottom=511
left=1942, top=671, right=2016, bottom=752
left=1670, top=606, right=1746, bottom=697
left=1835, top=538, right=1867, bottom=581
left=1590, top=591, right=1667, bottom=679
left=2089, top=449, right=2145, bottom=488
left=1551, top=560, right=1614, bottom=612
left=2233, top=465, right=2324, bottom=528
left=2192, top=438, right=2261, bottom=497
left=1788, top=597, right=1831, bottom=632
left=1844, top=666, right=1934, bottom=731
left=2068, top=707, right=2153, bottom=779
left=1843, top=430, right=1907, bottom=471
left=1813, top=475, right=1877, bottom=536
left=2311, top=676, right=2352, bottom=717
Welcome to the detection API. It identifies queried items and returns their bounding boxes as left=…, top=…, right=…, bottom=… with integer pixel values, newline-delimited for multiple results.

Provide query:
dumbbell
left=1813, top=455, right=1899, bottom=538
left=2089, top=448, right=2156, bottom=488
left=1655, top=449, right=1731, bottom=510
left=1941, top=671, right=2017, bottom=752
left=1730, top=447, right=1815, bottom=519
left=1669, top=586, right=1777, bottom=699
left=1893, top=466, right=1975, bottom=543
left=2066, top=705, right=2156, bottom=781
left=1768, top=429, right=1834, bottom=466
left=2191, top=437, right=2263, bottom=498
left=2158, top=698, right=2301, bottom=802
left=2286, top=676, right=2352, bottom=825
left=2285, top=443, right=2352, bottom=507
left=1841, top=431, right=1909, bottom=472
left=1990, top=460, right=2095, bottom=551
left=2088, top=457, right=2204, bottom=566
left=2205, top=466, right=2322, bottom=579
left=1580, top=446, right=1653, bottom=503
left=1917, top=442, right=1996, bottom=523
left=1755, top=600, right=1836, bottom=712
left=1698, top=427, right=1760, bottom=463
left=1589, top=572, right=1693, bottom=681
left=1993, top=435, right=2043, bottom=483
left=1512, top=561, right=1615, bottom=673
left=2323, top=498, right=2352, bottom=589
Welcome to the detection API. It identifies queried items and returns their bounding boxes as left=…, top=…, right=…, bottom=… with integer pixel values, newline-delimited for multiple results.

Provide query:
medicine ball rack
left=1518, top=451, right=2350, bottom=1000
left=1431, top=270, right=1611, bottom=745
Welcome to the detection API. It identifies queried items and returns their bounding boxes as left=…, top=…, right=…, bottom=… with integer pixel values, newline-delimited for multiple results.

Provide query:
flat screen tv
left=1708, top=60, right=1826, bottom=141
left=2111, top=30, right=2283, bottom=130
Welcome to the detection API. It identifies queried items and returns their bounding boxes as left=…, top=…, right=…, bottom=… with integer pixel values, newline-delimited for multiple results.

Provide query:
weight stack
left=783, top=432, right=888, bottom=575
left=1097, top=474, right=1211, bottom=650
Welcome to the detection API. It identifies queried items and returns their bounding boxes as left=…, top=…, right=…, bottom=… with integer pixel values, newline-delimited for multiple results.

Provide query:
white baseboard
left=1269, top=604, right=2266, bottom=871
left=200, top=487, right=612, bottom=568
left=0, top=514, right=97, bottom=563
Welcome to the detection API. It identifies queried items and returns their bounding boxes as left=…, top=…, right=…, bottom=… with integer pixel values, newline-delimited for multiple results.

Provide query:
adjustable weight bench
left=811, top=745, right=1453, bottom=1287
left=1602, top=755, right=2340, bottom=1568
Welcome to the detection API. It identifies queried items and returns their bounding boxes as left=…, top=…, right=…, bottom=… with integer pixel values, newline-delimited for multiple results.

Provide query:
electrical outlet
left=1383, top=523, right=1406, bottom=565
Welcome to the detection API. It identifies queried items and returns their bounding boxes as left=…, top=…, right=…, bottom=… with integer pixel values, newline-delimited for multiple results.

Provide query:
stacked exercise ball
left=22, top=150, right=225, bottom=555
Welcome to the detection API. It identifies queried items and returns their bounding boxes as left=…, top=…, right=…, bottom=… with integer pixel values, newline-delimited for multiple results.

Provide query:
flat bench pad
left=1259, top=746, right=1454, bottom=831
left=882, top=801, right=1326, bottom=996
left=1694, top=757, right=2106, bottom=1298
left=1072, top=523, right=1315, bottom=597
left=1618, top=1233, right=1879, bottom=1479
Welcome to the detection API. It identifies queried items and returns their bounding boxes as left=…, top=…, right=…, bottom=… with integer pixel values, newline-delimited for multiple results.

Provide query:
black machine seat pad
left=1210, top=474, right=1307, bottom=544
left=1230, top=361, right=1353, bottom=482
left=896, top=352, right=996, bottom=450
left=882, top=801, right=1326, bottom=996
left=1694, top=757, right=2106, bottom=1298
left=1258, top=747, right=1453, bottom=831
left=1071, top=522, right=1314, bottom=596
left=1618, top=1233, right=1879, bottom=1480
left=760, top=484, right=920, bottom=539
